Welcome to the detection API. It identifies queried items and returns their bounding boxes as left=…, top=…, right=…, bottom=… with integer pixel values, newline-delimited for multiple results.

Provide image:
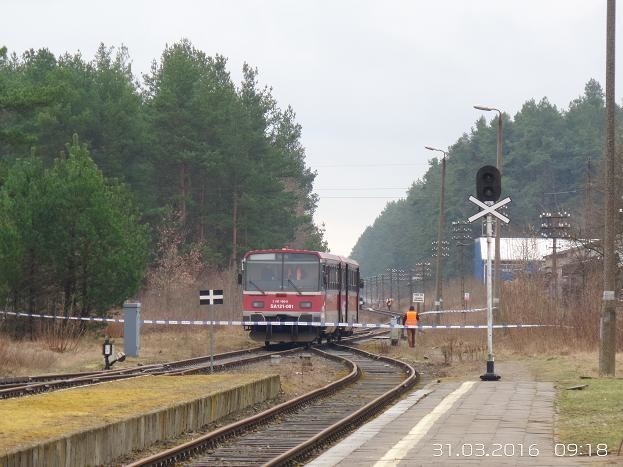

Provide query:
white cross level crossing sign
left=199, top=289, right=224, bottom=305
left=468, top=196, right=511, bottom=224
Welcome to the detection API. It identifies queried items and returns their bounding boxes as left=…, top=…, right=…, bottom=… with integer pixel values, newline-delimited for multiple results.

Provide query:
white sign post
left=200, top=289, right=224, bottom=372
left=412, top=292, right=425, bottom=303
left=468, top=196, right=510, bottom=381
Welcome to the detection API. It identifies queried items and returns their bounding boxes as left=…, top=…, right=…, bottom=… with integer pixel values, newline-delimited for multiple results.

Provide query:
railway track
left=0, top=326, right=386, bottom=400
left=0, top=345, right=299, bottom=399
left=360, top=306, right=403, bottom=319
left=129, top=344, right=418, bottom=466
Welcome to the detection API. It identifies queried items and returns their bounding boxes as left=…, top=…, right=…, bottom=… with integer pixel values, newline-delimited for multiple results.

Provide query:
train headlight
left=252, top=301, right=265, bottom=308
left=300, top=301, right=312, bottom=309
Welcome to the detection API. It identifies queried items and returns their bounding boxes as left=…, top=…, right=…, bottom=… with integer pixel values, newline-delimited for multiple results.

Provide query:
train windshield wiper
left=288, top=279, right=303, bottom=295
left=249, top=280, right=266, bottom=295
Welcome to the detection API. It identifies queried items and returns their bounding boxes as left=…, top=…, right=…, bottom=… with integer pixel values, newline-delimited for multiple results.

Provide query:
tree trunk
left=199, top=181, right=206, bottom=242
left=179, top=162, right=189, bottom=222
left=230, top=191, right=238, bottom=268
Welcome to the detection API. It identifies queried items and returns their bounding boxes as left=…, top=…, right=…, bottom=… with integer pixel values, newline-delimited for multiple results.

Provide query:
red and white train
left=239, top=248, right=363, bottom=345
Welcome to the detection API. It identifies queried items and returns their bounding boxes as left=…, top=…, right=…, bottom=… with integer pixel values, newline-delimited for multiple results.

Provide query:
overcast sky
left=3, top=1, right=619, bottom=256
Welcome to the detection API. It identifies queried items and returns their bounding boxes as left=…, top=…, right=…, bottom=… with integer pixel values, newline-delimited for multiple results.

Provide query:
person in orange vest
left=405, top=305, right=419, bottom=348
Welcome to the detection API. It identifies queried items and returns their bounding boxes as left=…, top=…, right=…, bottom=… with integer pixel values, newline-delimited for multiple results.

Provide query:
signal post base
left=480, top=360, right=501, bottom=381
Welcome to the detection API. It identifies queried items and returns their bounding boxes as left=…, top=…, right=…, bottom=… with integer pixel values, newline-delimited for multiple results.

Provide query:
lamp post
left=425, top=146, right=448, bottom=320
left=474, top=105, right=503, bottom=309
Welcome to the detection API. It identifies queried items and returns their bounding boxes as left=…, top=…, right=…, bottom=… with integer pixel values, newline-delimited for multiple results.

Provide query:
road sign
left=413, top=292, right=425, bottom=303
left=199, top=289, right=224, bottom=305
left=468, top=196, right=511, bottom=223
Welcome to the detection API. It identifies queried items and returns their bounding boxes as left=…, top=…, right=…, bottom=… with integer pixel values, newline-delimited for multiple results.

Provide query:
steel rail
left=126, top=347, right=360, bottom=467
left=129, top=345, right=417, bottom=466
left=0, top=345, right=294, bottom=399
left=264, top=344, right=417, bottom=466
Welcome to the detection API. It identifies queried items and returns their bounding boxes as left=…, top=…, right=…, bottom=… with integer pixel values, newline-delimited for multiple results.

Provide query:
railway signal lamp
left=103, top=337, right=113, bottom=370
left=476, top=165, right=501, bottom=202
left=102, top=337, right=113, bottom=357
left=102, top=337, right=126, bottom=370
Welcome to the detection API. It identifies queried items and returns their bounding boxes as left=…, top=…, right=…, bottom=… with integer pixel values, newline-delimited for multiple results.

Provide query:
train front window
left=284, top=254, right=320, bottom=292
left=245, top=253, right=320, bottom=292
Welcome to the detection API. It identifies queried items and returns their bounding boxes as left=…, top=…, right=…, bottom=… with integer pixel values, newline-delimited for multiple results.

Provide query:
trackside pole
left=199, top=288, right=224, bottom=374
left=481, top=210, right=501, bottom=381
left=469, top=167, right=507, bottom=381
left=209, top=304, right=214, bottom=373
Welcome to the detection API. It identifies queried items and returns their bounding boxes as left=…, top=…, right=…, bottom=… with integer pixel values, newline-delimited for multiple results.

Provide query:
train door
left=356, top=268, right=361, bottom=323
left=337, top=263, right=343, bottom=322
left=344, top=263, right=349, bottom=323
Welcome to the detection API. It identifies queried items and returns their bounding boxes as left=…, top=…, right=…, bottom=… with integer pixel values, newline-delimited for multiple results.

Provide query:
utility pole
left=380, top=274, right=385, bottom=307
left=414, top=260, right=432, bottom=312
left=600, top=0, right=617, bottom=377
left=452, top=220, right=472, bottom=309
left=425, top=146, right=448, bottom=321
left=409, top=268, right=414, bottom=306
left=584, top=157, right=592, bottom=236
left=540, top=211, right=571, bottom=308
left=431, top=240, right=449, bottom=314
left=397, top=269, right=403, bottom=310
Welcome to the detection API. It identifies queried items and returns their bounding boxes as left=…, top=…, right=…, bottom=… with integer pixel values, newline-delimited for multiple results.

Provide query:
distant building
left=541, top=240, right=601, bottom=299
left=473, top=237, right=577, bottom=283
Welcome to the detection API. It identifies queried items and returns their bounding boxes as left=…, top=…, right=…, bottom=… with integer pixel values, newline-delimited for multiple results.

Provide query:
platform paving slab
left=308, top=378, right=620, bottom=466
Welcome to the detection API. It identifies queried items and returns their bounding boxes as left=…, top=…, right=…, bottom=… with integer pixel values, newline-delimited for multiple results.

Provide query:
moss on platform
left=0, top=374, right=273, bottom=450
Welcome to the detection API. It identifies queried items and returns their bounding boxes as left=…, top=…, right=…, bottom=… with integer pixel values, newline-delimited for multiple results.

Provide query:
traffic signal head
left=476, top=165, right=501, bottom=202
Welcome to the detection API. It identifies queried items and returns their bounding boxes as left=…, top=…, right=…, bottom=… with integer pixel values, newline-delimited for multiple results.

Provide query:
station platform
left=307, top=366, right=619, bottom=466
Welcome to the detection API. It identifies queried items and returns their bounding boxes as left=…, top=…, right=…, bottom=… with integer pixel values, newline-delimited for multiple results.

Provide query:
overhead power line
left=315, top=187, right=409, bottom=191
left=320, top=196, right=406, bottom=199
left=315, top=163, right=420, bottom=168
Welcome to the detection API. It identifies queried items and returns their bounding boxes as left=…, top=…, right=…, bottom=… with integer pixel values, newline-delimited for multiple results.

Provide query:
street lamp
left=474, top=105, right=503, bottom=308
left=425, top=145, right=448, bottom=319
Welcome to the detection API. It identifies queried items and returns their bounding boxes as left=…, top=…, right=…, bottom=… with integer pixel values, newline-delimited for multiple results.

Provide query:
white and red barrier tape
left=1, top=311, right=564, bottom=330
left=418, top=307, right=488, bottom=315
left=365, top=307, right=489, bottom=315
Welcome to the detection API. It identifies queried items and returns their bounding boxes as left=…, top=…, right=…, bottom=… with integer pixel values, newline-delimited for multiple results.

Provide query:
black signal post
left=476, top=165, right=501, bottom=202
left=469, top=165, right=509, bottom=382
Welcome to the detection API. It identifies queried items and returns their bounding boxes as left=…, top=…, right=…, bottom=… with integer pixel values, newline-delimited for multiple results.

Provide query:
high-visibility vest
left=405, top=310, right=418, bottom=326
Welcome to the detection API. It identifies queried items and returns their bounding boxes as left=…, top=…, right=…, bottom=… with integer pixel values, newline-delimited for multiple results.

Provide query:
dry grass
left=135, top=326, right=255, bottom=363
left=416, top=271, right=623, bottom=355
left=0, top=326, right=258, bottom=376
left=0, top=374, right=271, bottom=450
left=0, top=336, right=59, bottom=375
